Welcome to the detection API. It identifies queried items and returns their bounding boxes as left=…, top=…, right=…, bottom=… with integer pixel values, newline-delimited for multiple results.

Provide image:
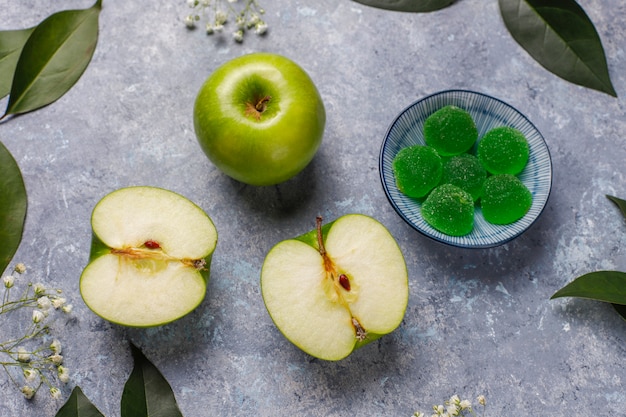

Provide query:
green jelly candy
left=481, top=174, right=532, bottom=225
left=392, top=145, right=442, bottom=198
left=422, top=184, right=474, bottom=236
left=423, top=105, right=478, bottom=156
left=477, top=126, right=529, bottom=175
left=440, top=153, right=486, bottom=201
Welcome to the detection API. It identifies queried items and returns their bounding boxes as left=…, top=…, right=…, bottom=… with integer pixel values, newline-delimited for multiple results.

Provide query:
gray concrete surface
left=1, top=0, right=625, bottom=416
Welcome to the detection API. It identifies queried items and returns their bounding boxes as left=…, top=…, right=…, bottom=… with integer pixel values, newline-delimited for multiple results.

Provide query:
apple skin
left=193, top=52, right=326, bottom=186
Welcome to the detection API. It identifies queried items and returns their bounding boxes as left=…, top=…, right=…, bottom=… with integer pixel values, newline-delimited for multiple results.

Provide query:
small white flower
left=413, top=413, right=425, bottom=417
left=228, top=0, right=237, bottom=3
left=235, top=16, right=245, bottom=28
left=186, top=0, right=198, bottom=7
left=50, top=387, right=61, bottom=400
left=233, top=30, right=244, bottom=42
left=21, top=386, right=35, bottom=399
left=215, top=10, right=227, bottom=25
left=49, top=353, right=63, bottom=365
left=33, top=283, right=46, bottom=296
left=57, top=366, right=70, bottom=383
left=23, top=368, right=37, bottom=382
left=17, top=347, right=30, bottom=362
left=459, top=400, right=471, bottom=410
left=205, top=23, right=214, bottom=34
left=3, top=275, right=14, bottom=288
left=446, top=405, right=459, bottom=416
left=248, top=14, right=260, bottom=27
left=50, top=339, right=62, bottom=354
left=37, top=296, right=52, bottom=310
left=477, top=395, right=486, bottom=406
left=449, top=395, right=460, bottom=405
left=184, top=15, right=196, bottom=28
left=14, top=263, right=26, bottom=274
left=213, top=23, right=224, bottom=32
left=51, top=297, right=66, bottom=309
left=200, top=0, right=210, bottom=6
left=61, top=304, right=73, bottom=314
left=255, top=21, right=268, bottom=35
left=32, top=309, right=45, bottom=324
left=435, top=405, right=444, bottom=414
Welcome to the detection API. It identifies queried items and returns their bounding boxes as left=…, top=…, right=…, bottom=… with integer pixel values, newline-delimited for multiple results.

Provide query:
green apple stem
left=110, top=247, right=206, bottom=270
left=315, top=216, right=366, bottom=341
left=245, top=95, right=272, bottom=120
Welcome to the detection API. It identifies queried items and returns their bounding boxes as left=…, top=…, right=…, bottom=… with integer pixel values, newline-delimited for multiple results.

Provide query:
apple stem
left=255, top=95, right=271, bottom=112
left=316, top=216, right=326, bottom=257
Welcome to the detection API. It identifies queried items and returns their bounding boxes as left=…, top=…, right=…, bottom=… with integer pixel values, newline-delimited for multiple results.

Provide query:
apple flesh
left=261, top=214, right=409, bottom=361
left=79, top=186, right=218, bottom=327
left=193, top=52, right=326, bottom=186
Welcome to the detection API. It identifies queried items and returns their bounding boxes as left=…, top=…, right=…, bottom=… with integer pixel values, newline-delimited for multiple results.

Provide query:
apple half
left=261, top=214, right=409, bottom=361
left=80, top=186, right=218, bottom=327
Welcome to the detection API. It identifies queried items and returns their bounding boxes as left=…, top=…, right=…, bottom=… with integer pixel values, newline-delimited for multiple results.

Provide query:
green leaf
left=0, top=27, right=35, bottom=99
left=1, top=0, right=102, bottom=119
left=551, top=271, right=626, bottom=305
left=613, top=303, right=626, bottom=321
left=121, top=344, right=184, bottom=417
left=499, top=0, right=617, bottom=97
left=607, top=194, right=626, bottom=220
left=351, top=0, right=455, bottom=13
left=55, top=386, right=105, bottom=417
left=0, top=141, right=27, bottom=276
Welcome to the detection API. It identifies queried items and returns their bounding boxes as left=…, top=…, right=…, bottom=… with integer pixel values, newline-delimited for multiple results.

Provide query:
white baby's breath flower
left=184, top=14, right=196, bottom=28
left=49, top=353, right=63, bottom=365
left=477, top=395, right=486, bottom=406
left=23, top=368, right=37, bottom=382
left=459, top=400, right=471, bottom=410
left=50, top=339, right=62, bottom=354
left=446, top=405, right=459, bottom=416
left=187, top=0, right=198, bottom=7
left=32, top=309, right=45, bottom=324
left=33, top=283, right=46, bottom=296
left=233, top=29, right=244, bottom=42
left=3, top=275, right=14, bottom=288
left=61, top=304, right=73, bottom=314
left=215, top=10, right=227, bottom=24
left=255, top=21, right=268, bottom=35
left=51, top=297, right=66, bottom=309
left=57, top=366, right=70, bottom=383
left=14, top=263, right=27, bottom=274
left=37, top=296, right=52, bottom=310
left=21, top=386, right=35, bottom=399
left=50, top=387, right=61, bottom=400
left=17, top=347, right=30, bottom=362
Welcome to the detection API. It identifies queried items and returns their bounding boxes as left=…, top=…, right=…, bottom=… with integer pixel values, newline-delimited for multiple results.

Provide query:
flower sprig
left=1, top=263, right=72, bottom=400
left=412, top=395, right=486, bottom=417
left=183, top=0, right=268, bottom=43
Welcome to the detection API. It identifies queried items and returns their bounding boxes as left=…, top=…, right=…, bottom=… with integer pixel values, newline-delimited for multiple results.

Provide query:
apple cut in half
left=80, top=186, right=218, bottom=327
left=261, top=214, right=409, bottom=361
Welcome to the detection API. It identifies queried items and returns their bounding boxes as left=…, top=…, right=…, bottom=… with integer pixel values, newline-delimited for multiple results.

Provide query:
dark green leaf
left=607, top=194, right=626, bottom=220
left=613, top=303, right=626, bottom=321
left=0, top=27, right=35, bottom=99
left=121, top=344, right=184, bottom=417
left=499, top=0, right=616, bottom=97
left=551, top=270, right=626, bottom=305
left=0, top=141, right=27, bottom=276
left=55, top=386, right=105, bottom=417
left=2, top=0, right=102, bottom=118
left=352, top=0, right=455, bottom=13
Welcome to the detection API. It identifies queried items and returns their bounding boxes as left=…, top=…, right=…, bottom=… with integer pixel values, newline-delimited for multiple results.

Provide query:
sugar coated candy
left=423, top=105, right=478, bottom=156
left=440, top=153, right=486, bottom=201
left=481, top=174, right=532, bottom=224
left=422, top=184, right=474, bottom=236
left=392, top=145, right=442, bottom=198
left=477, top=126, right=529, bottom=175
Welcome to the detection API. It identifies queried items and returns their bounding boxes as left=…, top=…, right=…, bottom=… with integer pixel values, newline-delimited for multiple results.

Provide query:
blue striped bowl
left=379, top=90, right=552, bottom=248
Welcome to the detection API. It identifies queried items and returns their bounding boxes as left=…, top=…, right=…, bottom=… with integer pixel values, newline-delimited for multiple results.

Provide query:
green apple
left=79, top=186, right=218, bottom=327
left=261, top=214, right=409, bottom=361
left=193, top=52, right=326, bottom=186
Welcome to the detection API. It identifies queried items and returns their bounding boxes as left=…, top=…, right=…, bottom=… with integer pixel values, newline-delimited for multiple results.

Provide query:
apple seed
left=144, top=240, right=160, bottom=249
left=339, top=274, right=351, bottom=291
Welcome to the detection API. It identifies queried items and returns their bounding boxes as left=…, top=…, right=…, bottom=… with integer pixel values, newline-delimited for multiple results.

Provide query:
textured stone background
left=1, top=0, right=625, bottom=416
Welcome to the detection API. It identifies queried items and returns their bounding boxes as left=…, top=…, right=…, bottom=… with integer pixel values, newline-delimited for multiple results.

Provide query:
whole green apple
left=193, top=52, right=326, bottom=186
